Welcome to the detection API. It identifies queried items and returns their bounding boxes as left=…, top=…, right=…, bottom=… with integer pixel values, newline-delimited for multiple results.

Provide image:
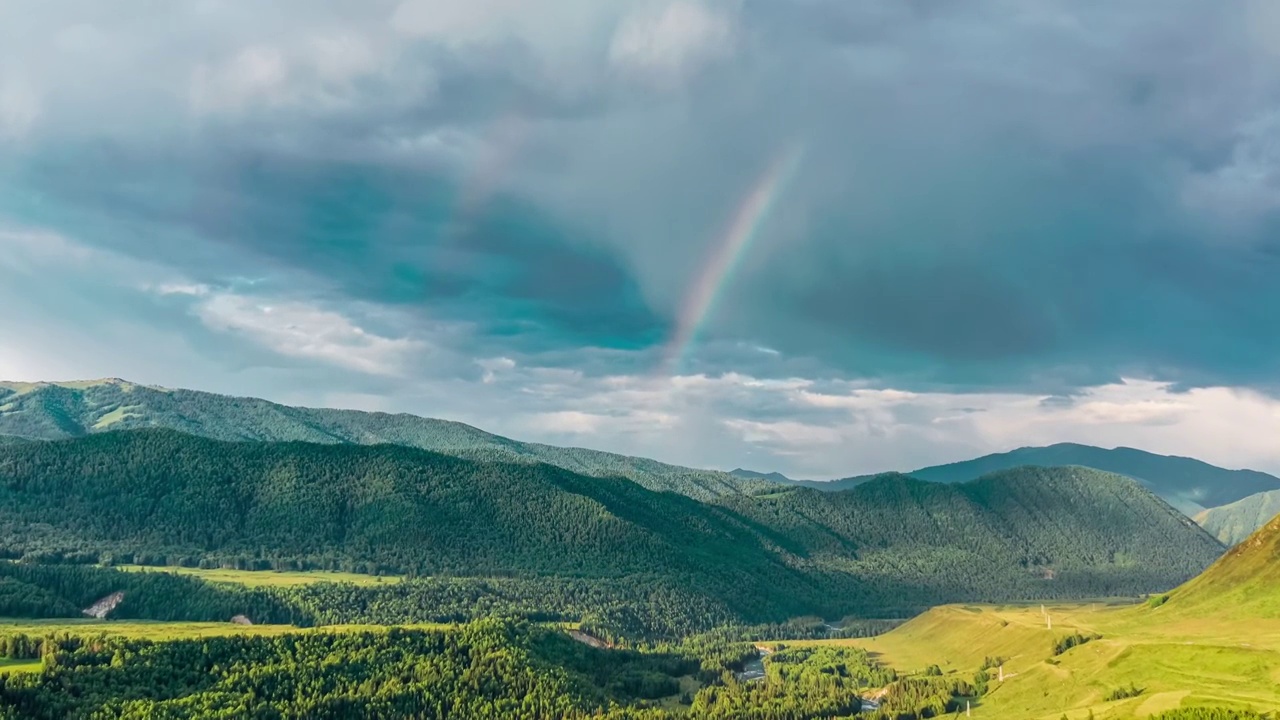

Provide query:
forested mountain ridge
left=0, top=430, right=1224, bottom=622
left=722, top=467, right=1222, bottom=612
left=899, top=443, right=1280, bottom=515
left=1194, top=489, right=1280, bottom=546
left=0, top=379, right=763, bottom=500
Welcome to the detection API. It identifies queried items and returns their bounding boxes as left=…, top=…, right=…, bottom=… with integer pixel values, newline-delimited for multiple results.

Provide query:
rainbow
left=658, top=143, right=807, bottom=376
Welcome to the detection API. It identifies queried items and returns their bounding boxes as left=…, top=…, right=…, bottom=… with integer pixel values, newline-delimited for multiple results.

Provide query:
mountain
left=729, top=468, right=794, bottom=483
left=902, top=443, right=1280, bottom=515
left=1194, top=490, right=1280, bottom=546
left=0, top=430, right=1223, bottom=620
left=1159, top=510, right=1280, bottom=618
left=722, top=467, right=1223, bottom=612
left=0, top=379, right=766, bottom=500
left=782, top=474, right=876, bottom=491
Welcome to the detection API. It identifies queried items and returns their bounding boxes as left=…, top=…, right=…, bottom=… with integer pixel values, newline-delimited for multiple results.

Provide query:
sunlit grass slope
left=111, top=565, right=403, bottom=587
left=775, top=515, right=1280, bottom=719
left=781, top=603, right=1280, bottom=719
left=1154, top=513, right=1280, bottom=619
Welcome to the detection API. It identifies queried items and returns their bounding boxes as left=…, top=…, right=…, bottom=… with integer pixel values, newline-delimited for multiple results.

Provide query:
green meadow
left=770, top=602, right=1280, bottom=719
left=110, top=565, right=403, bottom=587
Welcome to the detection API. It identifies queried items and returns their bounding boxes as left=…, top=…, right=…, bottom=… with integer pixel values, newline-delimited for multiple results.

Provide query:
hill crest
left=0, top=379, right=765, bottom=500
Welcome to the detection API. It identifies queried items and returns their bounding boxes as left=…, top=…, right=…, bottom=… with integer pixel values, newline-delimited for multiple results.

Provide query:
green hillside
left=0, top=431, right=1223, bottom=624
left=725, top=468, right=1223, bottom=614
left=1194, top=490, right=1280, bottom=545
left=1156, top=511, right=1280, bottom=618
left=0, top=379, right=762, bottom=500
left=761, top=486, right=1280, bottom=719
left=902, top=443, right=1280, bottom=515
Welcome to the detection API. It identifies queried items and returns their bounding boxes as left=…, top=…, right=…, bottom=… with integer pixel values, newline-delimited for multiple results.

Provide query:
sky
left=4, top=0, right=1280, bottom=478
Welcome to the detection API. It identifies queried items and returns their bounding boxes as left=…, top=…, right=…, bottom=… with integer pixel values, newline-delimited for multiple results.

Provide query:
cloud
left=7, top=0, right=1280, bottom=477
left=190, top=45, right=291, bottom=115
left=609, top=2, right=736, bottom=88
left=190, top=292, right=427, bottom=377
left=0, top=73, right=40, bottom=140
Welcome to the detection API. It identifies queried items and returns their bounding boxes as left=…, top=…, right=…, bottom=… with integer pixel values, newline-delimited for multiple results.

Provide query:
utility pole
left=966, top=700, right=971, bottom=717
left=998, top=665, right=1004, bottom=682
left=1047, top=614, right=1052, bottom=630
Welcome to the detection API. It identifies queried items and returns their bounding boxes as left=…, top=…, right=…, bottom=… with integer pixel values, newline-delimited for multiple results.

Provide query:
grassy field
left=0, top=658, right=40, bottom=675
left=110, top=565, right=403, bottom=587
left=0, top=617, right=579, bottom=642
left=771, top=602, right=1280, bottom=719
left=0, top=618, right=465, bottom=675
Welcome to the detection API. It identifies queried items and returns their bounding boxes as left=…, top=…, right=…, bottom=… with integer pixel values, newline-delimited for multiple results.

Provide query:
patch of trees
left=1052, top=632, right=1102, bottom=656
left=0, top=563, right=310, bottom=626
left=1151, top=710, right=1270, bottom=720
left=0, top=620, right=912, bottom=720
left=868, top=675, right=977, bottom=720
left=1104, top=682, right=1144, bottom=701
left=686, top=645, right=893, bottom=719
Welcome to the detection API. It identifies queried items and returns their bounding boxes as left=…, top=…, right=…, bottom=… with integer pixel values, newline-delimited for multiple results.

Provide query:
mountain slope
left=1159, top=511, right=1280, bottom=618
left=1194, top=490, right=1280, bottom=545
left=729, top=468, right=795, bottom=483
left=0, top=379, right=764, bottom=500
left=904, top=443, right=1280, bottom=514
left=724, top=467, right=1223, bottom=613
left=0, top=430, right=1223, bottom=619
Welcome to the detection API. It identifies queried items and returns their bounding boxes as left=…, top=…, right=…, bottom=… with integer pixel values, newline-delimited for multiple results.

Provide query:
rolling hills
left=814, top=508, right=1280, bottom=719
left=0, top=379, right=761, bottom=500
left=1156, top=509, right=1280, bottom=618
left=1193, top=490, right=1280, bottom=546
left=0, top=430, right=1224, bottom=623
left=900, top=443, right=1280, bottom=516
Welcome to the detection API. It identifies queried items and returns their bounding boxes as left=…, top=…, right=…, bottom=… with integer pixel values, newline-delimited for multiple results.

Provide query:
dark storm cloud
left=2, top=145, right=664, bottom=353
left=5, top=0, right=1280, bottom=393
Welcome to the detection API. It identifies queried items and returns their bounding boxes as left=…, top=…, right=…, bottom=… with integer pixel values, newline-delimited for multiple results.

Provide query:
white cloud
left=153, top=283, right=212, bottom=297
left=0, top=73, right=40, bottom=140
left=477, top=356, right=517, bottom=384
left=416, top=369, right=1280, bottom=480
left=390, top=0, right=515, bottom=44
left=609, top=1, right=736, bottom=88
left=192, top=292, right=426, bottom=377
left=190, top=45, right=290, bottom=115
left=531, top=410, right=605, bottom=434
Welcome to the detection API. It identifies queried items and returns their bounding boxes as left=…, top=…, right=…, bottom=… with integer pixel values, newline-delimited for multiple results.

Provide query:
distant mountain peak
left=729, top=468, right=793, bottom=484
left=906, top=444, right=1280, bottom=513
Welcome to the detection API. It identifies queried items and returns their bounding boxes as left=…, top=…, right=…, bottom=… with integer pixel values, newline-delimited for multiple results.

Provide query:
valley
left=0, top=382, right=1272, bottom=718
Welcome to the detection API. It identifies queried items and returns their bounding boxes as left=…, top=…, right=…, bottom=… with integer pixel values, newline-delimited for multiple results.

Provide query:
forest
left=0, top=619, right=994, bottom=720
left=0, top=429, right=1222, bottom=629
left=0, top=418, right=1246, bottom=717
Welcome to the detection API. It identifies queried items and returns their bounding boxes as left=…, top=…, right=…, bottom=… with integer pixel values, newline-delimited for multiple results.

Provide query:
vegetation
left=1158, top=513, right=1280, bottom=618
left=111, top=565, right=404, bottom=588
left=801, top=600, right=1280, bottom=719
left=0, top=430, right=1223, bottom=633
left=1105, top=682, right=1144, bottom=701
left=1195, top=490, right=1280, bottom=546
left=0, top=619, right=921, bottom=720
left=0, top=379, right=766, bottom=500
left=721, top=467, right=1223, bottom=615
left=0, top=381, right=1266, bottom=718
left=1151, top=710, right=1272, bottom=720
left=1051, top=631, right=1101, bottom=655
left=0, top=562, right=310, bottom=625
left=870, top=675, right=977, bottom=720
